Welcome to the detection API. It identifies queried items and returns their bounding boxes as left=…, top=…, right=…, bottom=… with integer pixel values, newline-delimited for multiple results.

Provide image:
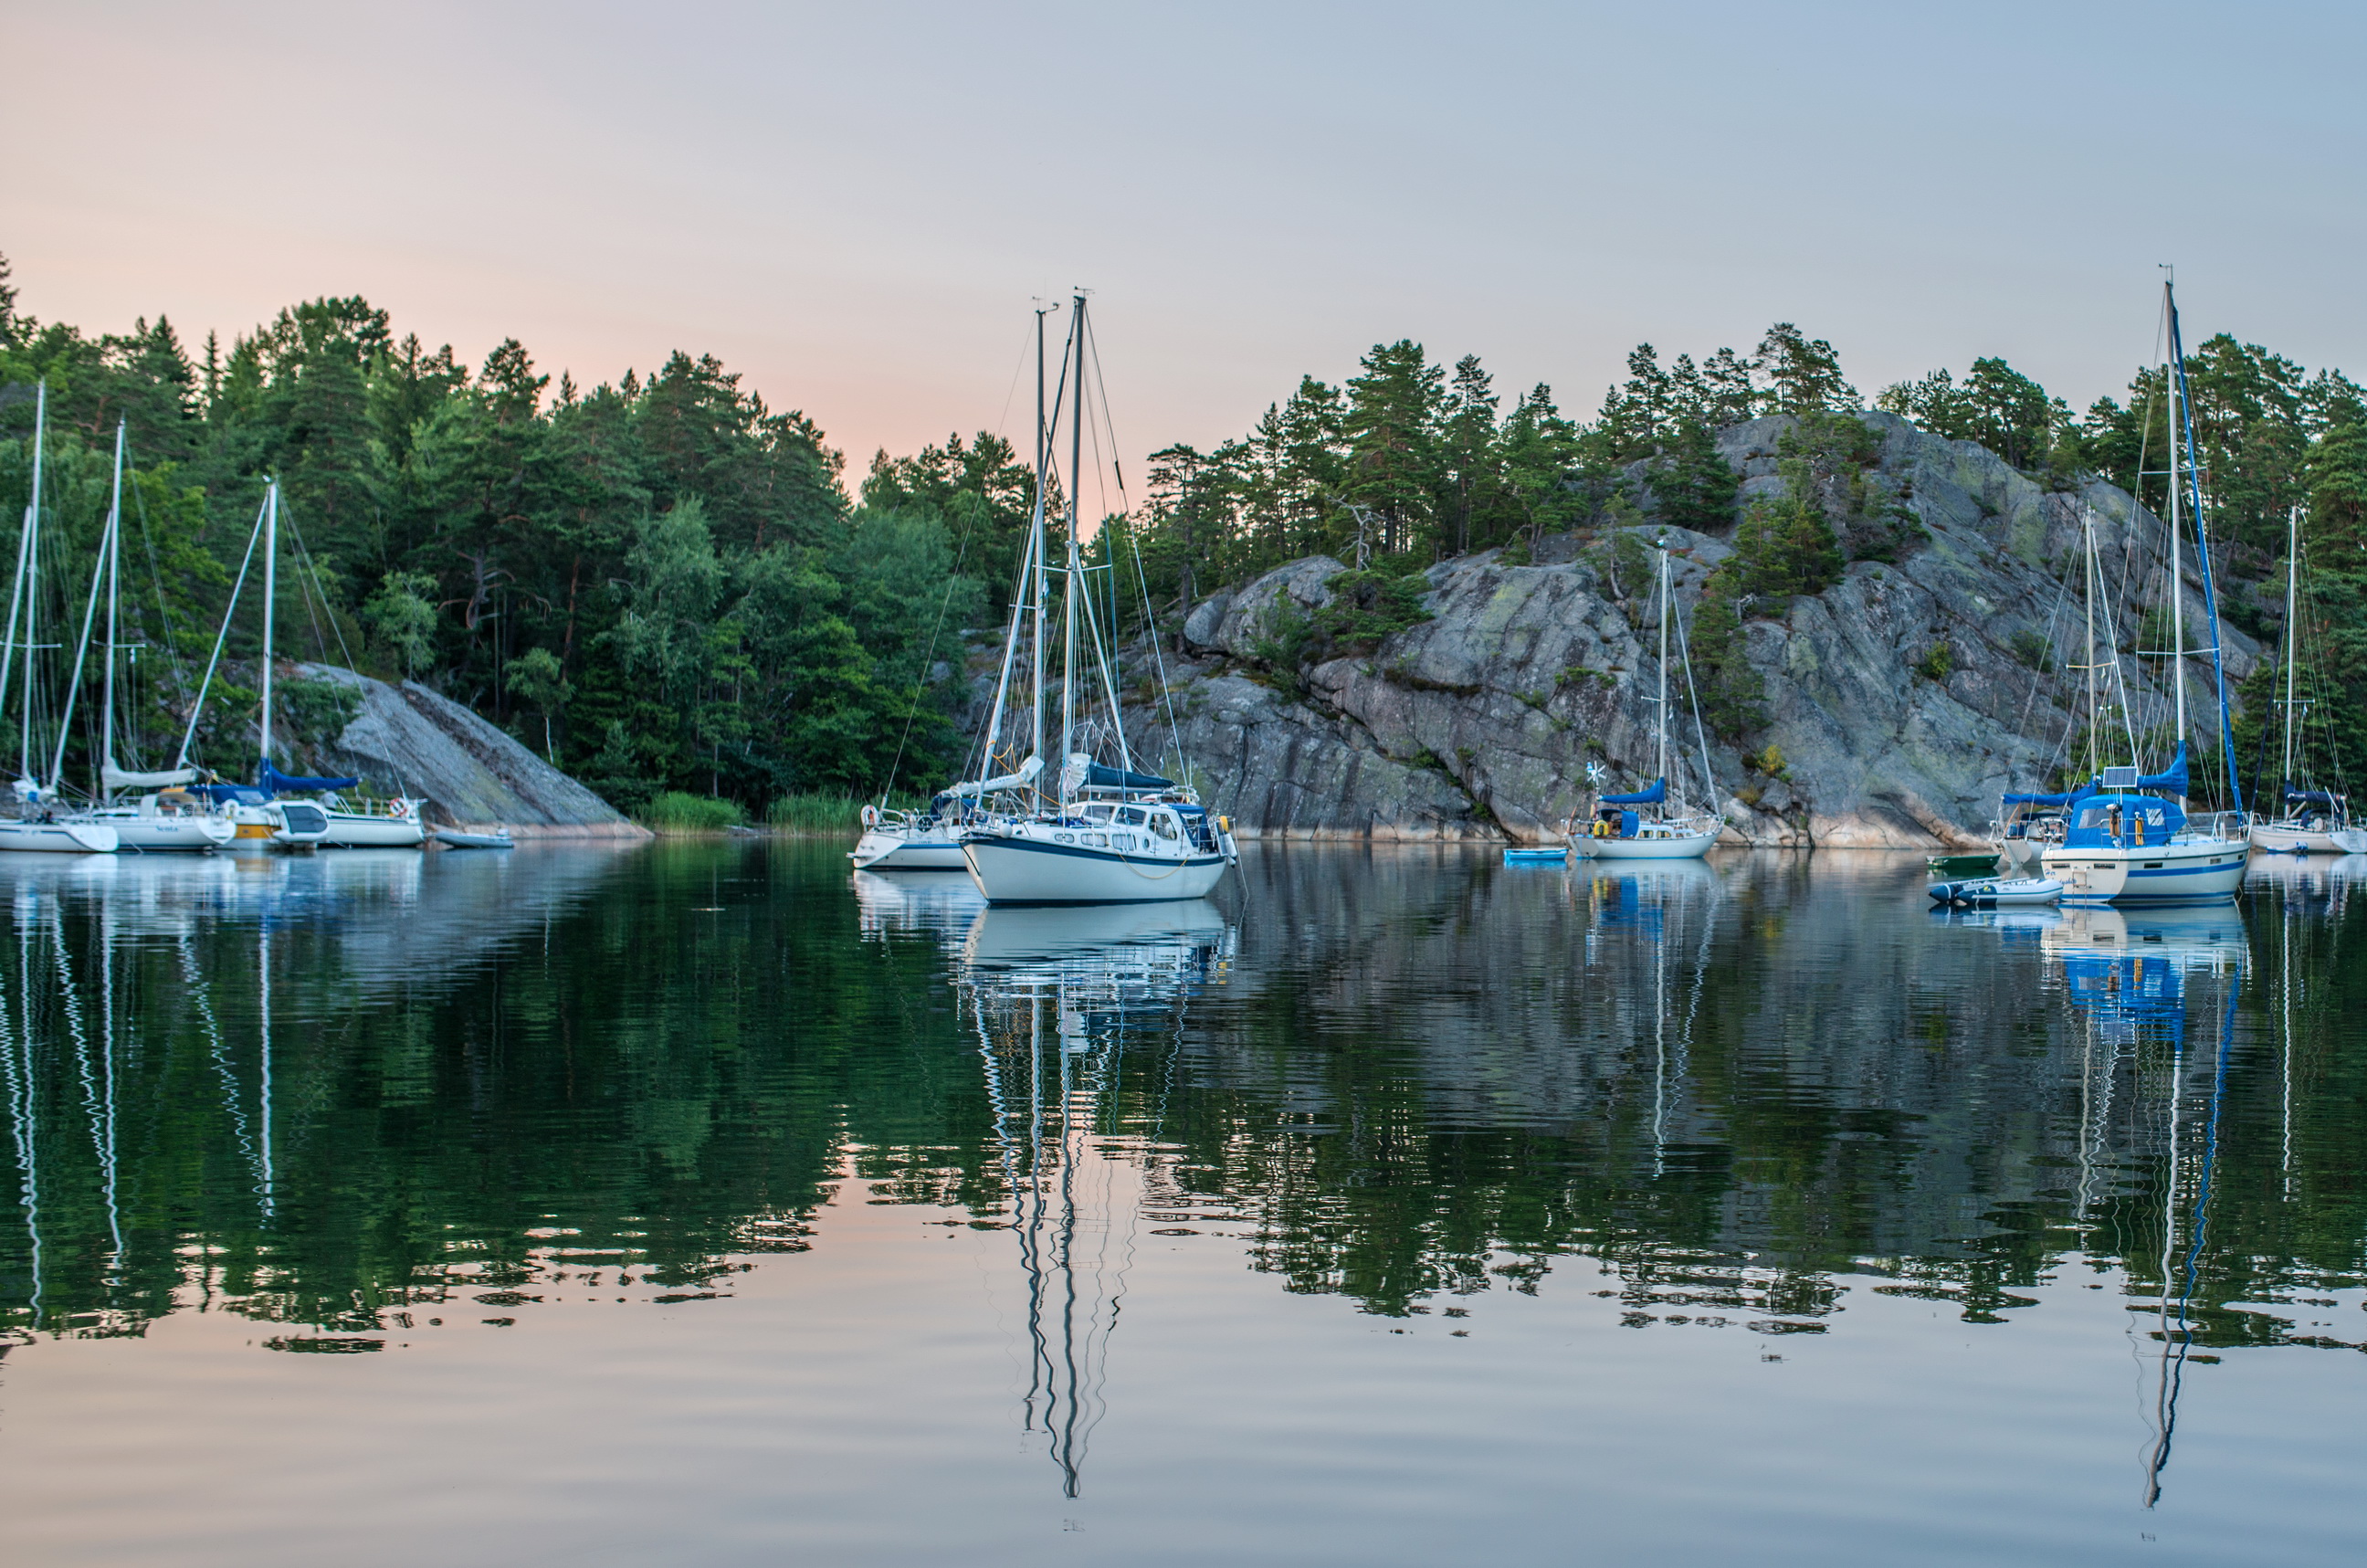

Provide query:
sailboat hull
left=0, top=820, right=119, bottom=854
left=1578, top=828, right=1720, bottom=860
left=850, top=826, right=968, bottom=870
left=100, top=815, right=235, bottom=852
left=2041, top=837, right=2248, bottom=904
left=963, top=833, right=1231, bottom=905
left=2246, top=820, right=2367, bottom=856
left=319, top=812, right=426, bottom=848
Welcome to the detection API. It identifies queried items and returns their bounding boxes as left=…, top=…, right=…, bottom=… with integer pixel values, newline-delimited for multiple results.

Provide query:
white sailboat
left=958, top=294, right=1236, bottom=905
left=0, top=384, right=116, bottom=855
left=2247, top=504, right=2367, bottom=855
left=2038, top=277, right=2248, bottom=905
left=63, top=421, right=237, bottom=851
left=1573, top=543, right=1725, bottom=859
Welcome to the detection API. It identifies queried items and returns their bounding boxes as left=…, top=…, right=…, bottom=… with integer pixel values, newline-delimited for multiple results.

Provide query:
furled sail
left=103, top=758, right=199, bottom=790
left=941, top=753, right=1044, bottom=800
left=1600, top=778, right=1667, bottom=806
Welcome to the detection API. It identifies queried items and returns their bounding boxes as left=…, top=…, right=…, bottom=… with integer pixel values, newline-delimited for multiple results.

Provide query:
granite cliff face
left=294, top=663, right=647, bottom=837
left=1137, top=413, right=2260, bottom=847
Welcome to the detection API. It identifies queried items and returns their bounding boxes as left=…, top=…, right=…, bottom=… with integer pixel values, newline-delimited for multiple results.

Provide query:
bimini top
left=1600, top=778, right=1666, bottom=806
left=2062, top=792, right=2187, bottom=849
left=261, top=758, right=361, bottom=795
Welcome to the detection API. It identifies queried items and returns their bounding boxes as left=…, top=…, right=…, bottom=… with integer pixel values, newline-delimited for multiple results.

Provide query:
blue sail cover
left=2130, top=742, right=2189, bottom=797
left=261, top=758, right=361, bottom=795
left=1600, top=778, right=1667, bottom=806
left=2284, top=784, right=2338, bottom=813
left=1084, top=762, right=1173, bottom=791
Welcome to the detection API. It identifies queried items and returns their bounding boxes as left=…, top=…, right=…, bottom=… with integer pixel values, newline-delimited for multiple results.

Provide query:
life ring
left=390, top=798, right=413, bottom=820
left=860, top=804, right=880, bottom=829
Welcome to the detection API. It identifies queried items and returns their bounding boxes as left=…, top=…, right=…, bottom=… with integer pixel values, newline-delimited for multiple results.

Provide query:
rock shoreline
left=1134, top=413, right=2258, bottom=850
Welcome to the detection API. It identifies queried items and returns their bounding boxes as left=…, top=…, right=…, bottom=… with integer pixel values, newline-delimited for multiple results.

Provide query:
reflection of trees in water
left=5, top=840, right=2367, bottom=1364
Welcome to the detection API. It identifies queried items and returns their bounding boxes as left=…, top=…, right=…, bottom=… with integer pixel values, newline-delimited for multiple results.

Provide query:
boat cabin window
left=1149, top=811, right=1180, bottom=840
left=1083, top=804, right=1114, bottom=822
left=1118, top=807, right=1146, bottom=826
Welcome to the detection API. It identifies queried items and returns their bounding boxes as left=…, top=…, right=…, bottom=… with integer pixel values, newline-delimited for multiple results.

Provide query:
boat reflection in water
left=952, top=900, right=1234, bottom=1497
left=0, top=846, right=634, bottom=1341
left=2039, top=903, right=2247, bottom=1508
left=849, top=867, right=985, bottom=944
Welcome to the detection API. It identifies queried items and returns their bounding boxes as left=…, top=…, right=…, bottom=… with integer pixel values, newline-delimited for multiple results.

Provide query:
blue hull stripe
left=963, top=836, right=1226, bottom=870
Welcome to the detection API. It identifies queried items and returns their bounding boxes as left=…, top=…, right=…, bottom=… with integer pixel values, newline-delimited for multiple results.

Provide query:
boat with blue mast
left=2035, top=276, right=2248, bottom=905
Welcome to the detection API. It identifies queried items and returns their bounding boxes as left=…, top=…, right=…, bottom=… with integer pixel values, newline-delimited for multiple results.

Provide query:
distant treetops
left=2, top=244, right=2362, bottom=805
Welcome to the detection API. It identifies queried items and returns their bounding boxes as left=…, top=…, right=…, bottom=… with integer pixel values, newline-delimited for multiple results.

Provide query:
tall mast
left=258, top=481, right=278, bottom=781
left=18, top=383, right=46, bottom=784
left=1029, top=321, right=1054, bottom=795
left=52, top=452, right=114, bottom=791
left=1656, top=546, right=1671, bottom=801
left=1059, top=291, right=1085, bottom=805
left=1, top=383, right=43, bottom=774
left=2084, top=507, right=2100, bottom=782
left=2281, top=504, right=2300, bottom=795
left=2162, top=279, right=2188, bottom=784
left=100, top=421, right=124, bottom=799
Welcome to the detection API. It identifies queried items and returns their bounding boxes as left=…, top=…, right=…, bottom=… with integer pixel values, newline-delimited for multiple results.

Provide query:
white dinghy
left=1927, top=876, right=2064, bottom=909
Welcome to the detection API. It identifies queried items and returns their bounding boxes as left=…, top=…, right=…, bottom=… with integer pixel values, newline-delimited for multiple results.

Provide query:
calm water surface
left=1, top=843, right=2363, bottom=1564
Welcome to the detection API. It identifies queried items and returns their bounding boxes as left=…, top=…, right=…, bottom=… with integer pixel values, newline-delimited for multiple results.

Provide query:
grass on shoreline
left=634, top=791, right=928, bottom=837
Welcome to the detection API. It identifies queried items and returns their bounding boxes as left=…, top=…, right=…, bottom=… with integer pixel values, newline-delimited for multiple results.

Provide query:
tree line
left=5, top=246, right=2364, bottom=809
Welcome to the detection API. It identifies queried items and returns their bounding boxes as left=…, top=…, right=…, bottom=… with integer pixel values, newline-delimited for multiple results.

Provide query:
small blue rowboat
left=1503, top=846, right=1571, bottom=864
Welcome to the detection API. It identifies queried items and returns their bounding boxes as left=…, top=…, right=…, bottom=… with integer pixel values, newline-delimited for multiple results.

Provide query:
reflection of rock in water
left=957, top=904, right=1235, bottom=1498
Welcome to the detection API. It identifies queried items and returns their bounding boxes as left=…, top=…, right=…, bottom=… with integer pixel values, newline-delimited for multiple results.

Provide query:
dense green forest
left=5, top=249, right=2364, bottom=811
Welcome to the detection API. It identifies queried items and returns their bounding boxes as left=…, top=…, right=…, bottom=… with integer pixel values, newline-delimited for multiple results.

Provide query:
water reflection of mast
left=961, top=903, right=1231, bottom=1498
left=2144, top=978, right=2237, bottom=1508
left=1, top=902, right=40, bottom=1321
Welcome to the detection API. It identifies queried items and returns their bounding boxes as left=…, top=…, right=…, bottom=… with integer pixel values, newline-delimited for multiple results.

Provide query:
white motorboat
left=1573, top=543, right=1726, bottom=861
left=318, top=795, right=427, bottom=848
left=1927, top=876, right=2063, bottom=909
left=955, top=296, right=1237, bottom=907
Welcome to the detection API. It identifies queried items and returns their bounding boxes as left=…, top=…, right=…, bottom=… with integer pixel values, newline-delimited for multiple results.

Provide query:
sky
left=5, top=1, right=2362, bottom=486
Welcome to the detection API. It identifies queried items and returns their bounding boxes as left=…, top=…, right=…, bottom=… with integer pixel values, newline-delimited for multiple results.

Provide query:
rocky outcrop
left=1139, top=413, right=2261, bottom=847
left=295, top=664, right=647, bottom=838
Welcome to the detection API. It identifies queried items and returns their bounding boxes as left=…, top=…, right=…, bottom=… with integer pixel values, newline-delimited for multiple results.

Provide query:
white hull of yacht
left=963, top=832, right=1231, bottom=905
left=2247, top=820, right=2367, bottom=856
left=0, top=819, right=119, bottom=853
left=320, top=812, right=426, bottom=848
left=850, top=826, right=968, bottom=870
left=100, top=814, right=235, bottom=852
left=1579, top=828, right=1720, bottom=860
left=2041, top=837, right=2248, bottom=904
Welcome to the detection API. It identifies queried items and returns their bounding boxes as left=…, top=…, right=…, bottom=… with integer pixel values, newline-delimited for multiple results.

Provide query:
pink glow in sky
left=7, top=2, right=2362, bottom=484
